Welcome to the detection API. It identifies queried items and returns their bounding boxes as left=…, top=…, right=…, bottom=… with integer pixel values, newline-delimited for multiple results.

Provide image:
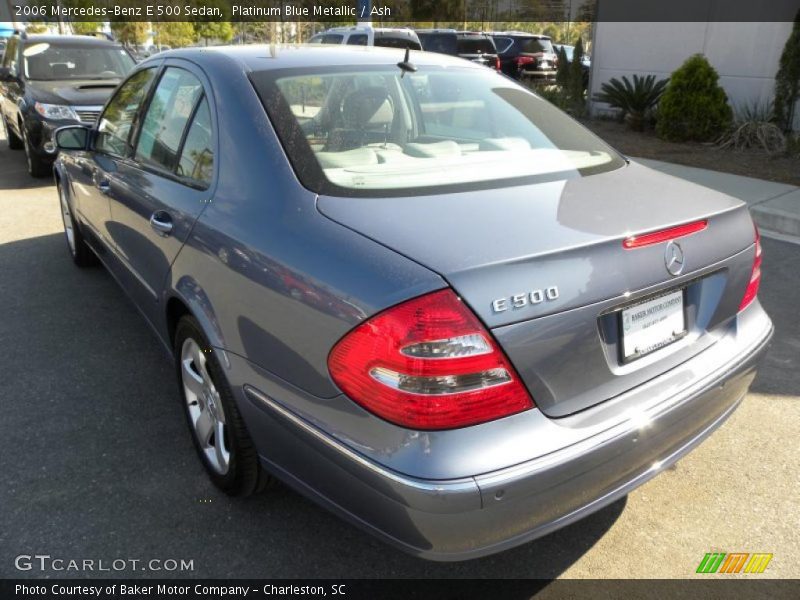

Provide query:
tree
left=193, top=21, right=234, bottom=46
left=153, top=22, right=197, bottom=48
left=774, top=10, right=800, bottom=132
left=72, top=22, right=103, bottom=36
left=568, top=37, right=586, bottom=114
left=110, top=22, right=150, bottom=47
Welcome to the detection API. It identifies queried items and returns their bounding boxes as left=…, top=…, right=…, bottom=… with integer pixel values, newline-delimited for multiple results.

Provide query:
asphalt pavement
left=1, top=131, right=798, bottom=579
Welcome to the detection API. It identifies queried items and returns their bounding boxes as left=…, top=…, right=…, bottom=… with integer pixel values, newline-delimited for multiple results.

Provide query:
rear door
left=103, top=61, right=216, bottom=324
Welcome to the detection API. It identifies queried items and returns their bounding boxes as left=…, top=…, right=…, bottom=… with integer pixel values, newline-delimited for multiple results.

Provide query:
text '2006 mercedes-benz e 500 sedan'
left=52, top=45, right=773, bottom=561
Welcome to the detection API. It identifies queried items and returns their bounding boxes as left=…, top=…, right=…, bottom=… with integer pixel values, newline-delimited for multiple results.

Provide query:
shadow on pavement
left=0, top=231, right=627, bottom=578
left=749, top=237, right=800, bottom=398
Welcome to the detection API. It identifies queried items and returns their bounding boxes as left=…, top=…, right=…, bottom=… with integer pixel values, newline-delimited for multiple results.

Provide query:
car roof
left=151, top=44, right=482, bottom=73
left=20, top=34, right=121, bottom=47
left=487, top=31, right=550, bottom=39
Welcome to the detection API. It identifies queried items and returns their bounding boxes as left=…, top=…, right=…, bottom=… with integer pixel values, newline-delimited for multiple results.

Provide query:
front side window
left=176, top=98, right=214, bottom=186
left=135, top=68, right=204, bottom=173
left=347, top=34, right=368, bottom=46
left=22, top=43, right=134, bottom=80
left=321, top=34, right=343, bottom=44
left=3, top=38, right=18, bottom=75
left=95, top=68, right=156, bottom=157
left=253, top=66, right=625, bottom=197
left=251, top=65, right=625, bottom=196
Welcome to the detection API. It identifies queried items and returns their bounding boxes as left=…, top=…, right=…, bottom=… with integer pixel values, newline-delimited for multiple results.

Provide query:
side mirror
left=55, top=125, right=89, bottom=151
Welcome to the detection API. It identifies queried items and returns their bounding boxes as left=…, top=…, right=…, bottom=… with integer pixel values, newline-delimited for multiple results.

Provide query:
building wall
left=589, top=21, right=799, bottom=130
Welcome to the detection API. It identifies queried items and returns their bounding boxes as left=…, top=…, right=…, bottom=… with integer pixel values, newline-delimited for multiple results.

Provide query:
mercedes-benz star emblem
left=664, top=241, right=685, bottom=276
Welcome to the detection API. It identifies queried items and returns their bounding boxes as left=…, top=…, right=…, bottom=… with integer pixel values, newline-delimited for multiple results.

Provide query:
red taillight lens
left=623, top=219, right=708, bottom=249
left=516, top=56, right=535, bottom=67
left=495, top=56, right=501, bottom=71
left=328, top=289, right=534, bottom=430
left=739, top=225, right=762, bottom=311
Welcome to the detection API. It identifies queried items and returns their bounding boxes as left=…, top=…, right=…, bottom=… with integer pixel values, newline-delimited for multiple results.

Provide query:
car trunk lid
left=317, top=162, right=756, bottom=416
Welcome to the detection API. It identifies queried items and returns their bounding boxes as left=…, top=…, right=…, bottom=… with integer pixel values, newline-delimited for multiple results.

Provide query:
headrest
left=341, top=87, right=394, bottom=130
left=403, top=140, right=462, bottom=158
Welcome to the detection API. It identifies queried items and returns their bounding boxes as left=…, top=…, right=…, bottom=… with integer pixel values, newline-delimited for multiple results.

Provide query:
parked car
left=489, top=31, right=559, bottom=80
left=53, top=45, right=772, bottom=561
left=0, top=33, right=135, bottom=177
left=417, top=30, right=500, bottom=70
left=308, top=26, right=421, bottom=50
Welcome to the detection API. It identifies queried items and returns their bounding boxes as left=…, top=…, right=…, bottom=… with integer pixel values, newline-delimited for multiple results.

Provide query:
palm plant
left=594, top=74, right=669, bottom=131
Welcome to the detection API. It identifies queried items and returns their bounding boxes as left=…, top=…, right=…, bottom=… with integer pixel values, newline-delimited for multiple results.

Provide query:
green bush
left=656, top=54, right=732, bottom=142
left=594, top=74, right=668, bottom=131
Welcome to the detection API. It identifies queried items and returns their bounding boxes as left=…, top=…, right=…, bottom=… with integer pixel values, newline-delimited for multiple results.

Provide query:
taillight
left=623, top=220, right=708, bottom=249
left=495, top=56, right=501, bottom=71
left=516, top=56, right=535, bottom=68
left=739, top=225, right=762, bottom=311
left=328, top=289, right=534, bottom=430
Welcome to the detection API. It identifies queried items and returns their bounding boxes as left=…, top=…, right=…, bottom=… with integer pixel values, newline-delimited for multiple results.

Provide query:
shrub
left=717, top=101, right=786, bottom=153
left=556, top=46, right=570, bottom=87
left=568, top=38, right=587, bottom=116
left=774, top=10, right=800, bottom=132
left=656, top=54, right=732, bottom=142
left=593, top=74, right=668, bottom=130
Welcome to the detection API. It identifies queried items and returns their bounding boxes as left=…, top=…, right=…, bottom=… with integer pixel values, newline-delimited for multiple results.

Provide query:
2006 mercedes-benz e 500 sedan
left=53, top=46, right=772, bottom=560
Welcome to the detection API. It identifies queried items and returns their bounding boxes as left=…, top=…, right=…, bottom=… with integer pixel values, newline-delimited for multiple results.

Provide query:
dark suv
left=488, top=32, right=558, bottom=80
left=417, top=30, right=500, bottom=71
left=0, top=33, right=135, bottom=177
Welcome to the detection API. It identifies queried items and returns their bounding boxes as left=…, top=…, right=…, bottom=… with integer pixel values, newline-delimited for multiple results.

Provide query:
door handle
left=149, top=211, right=174, bottom=237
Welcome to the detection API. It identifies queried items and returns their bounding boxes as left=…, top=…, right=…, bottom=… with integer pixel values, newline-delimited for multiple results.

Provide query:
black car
left=417, top=30, right=500, bottom=71
left=488, top=31, right=558, bottom=80
left=0, top=33, right=135, bottom=177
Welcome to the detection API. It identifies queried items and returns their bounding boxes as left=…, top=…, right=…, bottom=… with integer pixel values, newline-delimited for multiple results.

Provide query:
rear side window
left=457, top=37, right=496, bottom=54
left=135, top=67, right=203, bottom=173
left=176, top=98, right=214, bottom=186
left=491, top=37, right=513, bottom=54
left=347, top=34, right=368, bottom=46
left=95, top=68, right=157, bottom=157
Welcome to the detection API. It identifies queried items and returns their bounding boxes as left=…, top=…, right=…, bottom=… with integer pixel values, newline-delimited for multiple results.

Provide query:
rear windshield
left=22, top=42, right=134, bottom=80
left=251, top=66, right=624, bottom=197
left=521, top=37, right=554, bottom=54
left=418, top=33, right=459, bottom=55
left=457, top=37, right=496, bottom=54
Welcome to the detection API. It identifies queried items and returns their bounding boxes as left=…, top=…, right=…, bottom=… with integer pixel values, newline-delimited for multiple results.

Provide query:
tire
left=174, top=316, right=271, bottom=496
left=58, top=180, right=98, bottom=267
left=2, top=113, right=23, bottom=150
left=21, top=124, right=51, bottom=177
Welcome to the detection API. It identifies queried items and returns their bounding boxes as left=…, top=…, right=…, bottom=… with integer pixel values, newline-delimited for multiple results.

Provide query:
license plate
left=620, top=290, right=686, bottom=361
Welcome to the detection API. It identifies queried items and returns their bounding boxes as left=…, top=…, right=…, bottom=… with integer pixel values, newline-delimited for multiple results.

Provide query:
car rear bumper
left=236, top=303, right=772, bottom=561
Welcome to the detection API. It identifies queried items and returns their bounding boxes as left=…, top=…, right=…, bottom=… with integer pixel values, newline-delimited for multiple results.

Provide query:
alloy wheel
left=180, top=338, right=230, bottom=475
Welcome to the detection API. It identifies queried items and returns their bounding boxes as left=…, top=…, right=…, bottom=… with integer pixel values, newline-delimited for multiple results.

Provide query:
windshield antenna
left=397, top=47, right=417, bottom=78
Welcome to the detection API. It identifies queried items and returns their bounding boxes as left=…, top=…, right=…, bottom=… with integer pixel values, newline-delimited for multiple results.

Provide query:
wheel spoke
left=195, top=408, right=214, bottom=447
left=181, top=358, right=205, bottom=398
